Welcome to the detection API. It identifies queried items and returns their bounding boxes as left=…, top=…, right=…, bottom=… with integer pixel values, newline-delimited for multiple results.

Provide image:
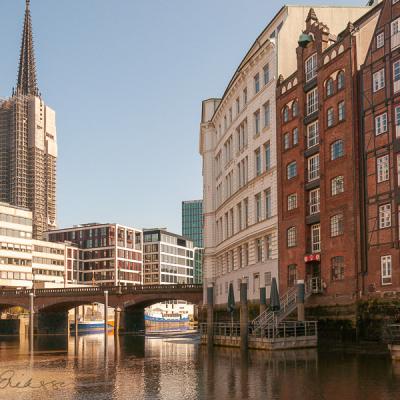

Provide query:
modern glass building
left=182, top=200, right=203, bottom=284
left=182, top=200, right=203, bottom=248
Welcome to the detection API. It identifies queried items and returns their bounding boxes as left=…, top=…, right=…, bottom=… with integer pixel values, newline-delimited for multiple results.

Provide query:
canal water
left=0, top=333, right=399, bottom=400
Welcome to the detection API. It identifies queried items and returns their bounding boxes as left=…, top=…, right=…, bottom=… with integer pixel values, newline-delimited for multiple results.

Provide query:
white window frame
left=375, top=113, right=388, bottom=135
left=395, top=106, right=400, bottom=137
left=377, top=155, right=390, bottom=183
left=381, top=255, right=392, bottom=285
left=307, top=88, right=318, bottom=115
left=287, top=227, right=297, bottom=248
left=284, top=133, right=290, bottom=150
left=338, top=101, right=345, bottom=121
left=307, top=121, right=319, bottom=148
left=287, top=161, right=297, bottom=180
left=332, top=176, right=344, bottom=196
left=308, top=154, right=320, bottom=182
left=309, top=188, right=320, bottom=215
left=287, top=193, right=297, bottom=211
left=305, top=53, right=317, bottom=82
left=311, top=224, right=321, bottom=253
left=373, top=69, right=385, bottom=92
left=379, top=203, right=392, bottom=229
left=331, top=140, right=344, bottom=160
left=391, top=18, right=400, bottom=51
left=394, top=60, right=400, bottom=93
left=376, top=32, right=384, bottom=49
left=330, top=214, right=344, bottom=237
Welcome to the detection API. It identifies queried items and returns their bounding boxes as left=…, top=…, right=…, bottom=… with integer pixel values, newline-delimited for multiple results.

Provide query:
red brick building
left=276, top=6, right=383, bottom=302
left=361, top=0, right=400, bottom=294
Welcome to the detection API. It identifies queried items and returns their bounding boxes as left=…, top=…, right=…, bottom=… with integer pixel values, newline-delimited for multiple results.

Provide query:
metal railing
left=383, top=324, right=400, bottom=345
left=200, top=321, right=317, bottom=341
left=0, top=284, right=203, bottom=297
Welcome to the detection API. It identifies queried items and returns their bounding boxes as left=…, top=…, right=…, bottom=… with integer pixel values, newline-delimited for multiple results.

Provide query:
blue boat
left=70, top=320, right=113, bottom=335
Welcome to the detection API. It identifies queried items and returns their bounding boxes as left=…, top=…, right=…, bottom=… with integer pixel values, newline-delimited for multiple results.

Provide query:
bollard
left=259, top=286, right=267, bottom=315
left=29, top=292, right=34, bottom=351
left=114, top=307, right=121, bottom=336
left=207, top=286, right=214, bottom=347
left=240, top=282, right=248, bottom=350
left=297, top=280, right=305, bottom=321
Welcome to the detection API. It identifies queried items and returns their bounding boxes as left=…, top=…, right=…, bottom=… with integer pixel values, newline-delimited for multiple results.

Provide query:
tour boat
left=145, top=310, right=189, bottom=323
left=70, top=320, right=114, bottom=334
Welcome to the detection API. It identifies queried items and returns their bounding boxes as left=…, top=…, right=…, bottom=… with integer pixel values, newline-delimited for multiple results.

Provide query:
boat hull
left=70, top=321, right=113, bottom=335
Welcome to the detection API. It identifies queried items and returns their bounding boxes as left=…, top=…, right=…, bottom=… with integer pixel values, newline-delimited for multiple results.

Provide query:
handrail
left=0, top=284, right=203, bottom=297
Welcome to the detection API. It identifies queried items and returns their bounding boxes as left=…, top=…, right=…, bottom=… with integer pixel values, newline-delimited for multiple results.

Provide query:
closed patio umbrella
left=270, top=277, right=280, bottom=312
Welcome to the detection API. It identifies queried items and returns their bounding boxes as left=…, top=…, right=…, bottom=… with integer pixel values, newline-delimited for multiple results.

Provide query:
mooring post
left=74, top=307, right=79, bottom=337
left=240, top=281, right=248, bottom=350
left=29, top=292, right=34, bottom=350
left=114, top=307, right=121, bottom=336
left=104, top=291, right=109, bottom=335
left=259, top=286, right=267, bottom=316
left=297, top=280, right=305, bottom=321
left=207, top=285, right=214, bottom=347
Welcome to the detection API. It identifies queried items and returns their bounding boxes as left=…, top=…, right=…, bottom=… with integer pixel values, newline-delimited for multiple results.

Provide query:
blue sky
left=0, top=0, right=363, bottom=234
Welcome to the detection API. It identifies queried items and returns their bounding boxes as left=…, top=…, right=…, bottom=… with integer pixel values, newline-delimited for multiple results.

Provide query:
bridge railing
left=0, top=284, right=203, bottom=297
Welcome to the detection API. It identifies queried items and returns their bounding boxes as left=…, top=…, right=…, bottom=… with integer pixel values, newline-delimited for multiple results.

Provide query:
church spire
left=17, top=0, right=38, bottom=96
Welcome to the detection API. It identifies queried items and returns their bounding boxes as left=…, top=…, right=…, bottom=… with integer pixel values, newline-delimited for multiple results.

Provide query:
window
left=375, top=113, right=388, bottom=135
left=311, top=224, right=321, bottom=253
left=307, top=88, right=318, bottom=115
left=377, top=155, right=390, bottom=183
left=309, top=188, right=320, bottom=215
left=265, top=234, right=272, bottom=259
left=254, top=110, right=260, bottom=135
left=287, top=227, right=297, bottom=247
left=264, top=142, right=271, bottom=171
left=376, top=32, right=384, bottom=49
left=288, top=265, right=297, bottom=287
left=287, top=161, right=297, bottom=180
left=284, top=133, right=290, bottom=150
left=379, top=203, right=392, bottom=228
left=264, top=102, right=270, bottom=127
left=229, top=108, right=232, bottom=124
left=307, top=121, right=319, bottom=148
left=393, top=60, right=400, bottom=93
left=331, top=214, right=344, bottom=237
left=283, top=106, right=289, bottom=123
left=255, top=193, right=262, bottom=222
left=332, top=176, right=344, bottom=195
left=305, top=53, right=317, bottom=82
left=243, top=88, right=248, bottom=105
left=263, top=64, right=270, bottom=85
left=237, top=203, right=242, bottom=231
left=244, top=242, right=249, bottom=265
left=373, top=69, right=385, bottom=92
left=391, top=17, right=400, bottom=51
left=338, top=101, right=345, bottom=121
left=337, top=71, right=345, bottom=90
left=327, top=107, right=334, bottom=128
left=265, top=188, right=272, bottom=219
left=236, top=97, right=240, bottom=114
left=308, top=154, right=320, bottom=181
left=331, top=140, right=344, bottom=160
left=396, top=106, right=400, bottom=137
left=326, top=78, right=334, bottom=97
left=255, top=148, right=261, bottom=176
left=288, top=193, right=297, bottom=211
left=292, top=101, right=298, bottom=117
left=254, top=73, right=260, bottom=94
left=256, top=238, right=263, bottom=262
left=381, top=255, right=392, bottom=285
left=244, top=198, right=248, bottom=228
left=292, top=128, right=298, bottom=146
left=264, top=271, right=272, bottom=286
left=331, top=256, right=344, bottom=281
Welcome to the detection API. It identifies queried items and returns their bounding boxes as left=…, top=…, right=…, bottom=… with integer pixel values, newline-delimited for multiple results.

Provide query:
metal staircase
left=251, top=278, right=319, bottom=333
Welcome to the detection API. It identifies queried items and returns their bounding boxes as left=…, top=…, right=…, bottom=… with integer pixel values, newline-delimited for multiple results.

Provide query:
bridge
left=0, top=284, right=203, bottom=334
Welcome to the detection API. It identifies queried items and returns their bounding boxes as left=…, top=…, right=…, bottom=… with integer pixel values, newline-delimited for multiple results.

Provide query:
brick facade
left=276, top=6, right=383, bottom=303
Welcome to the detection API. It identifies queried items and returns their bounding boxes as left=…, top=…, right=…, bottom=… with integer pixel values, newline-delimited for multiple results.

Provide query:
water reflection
left=0, top=334, right=399, bottom=399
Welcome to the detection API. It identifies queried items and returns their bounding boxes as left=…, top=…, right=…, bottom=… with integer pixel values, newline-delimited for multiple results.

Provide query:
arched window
left=331, top=139, right=344, bottom=160
left=326, top=78, right=334, bottom=97
left=292, top=101, right=299, bottom=117
left=283, top=106, right=290, bottom=123
left=337, top=71, right=345, bottom=90
left=287, top=227, right=297, bottom=247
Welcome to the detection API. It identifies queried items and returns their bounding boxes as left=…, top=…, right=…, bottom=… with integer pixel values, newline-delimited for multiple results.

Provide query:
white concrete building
left=0, top=203, right=33, bottom=288
left=199, top=5, right=369, bottom=307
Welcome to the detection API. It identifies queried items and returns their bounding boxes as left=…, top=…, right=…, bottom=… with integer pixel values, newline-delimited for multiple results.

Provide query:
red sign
left=304, top=254, right=320, bottom=263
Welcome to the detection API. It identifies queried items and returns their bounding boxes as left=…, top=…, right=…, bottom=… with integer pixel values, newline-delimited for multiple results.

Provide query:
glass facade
left=182, top=200, right=203, bottom=284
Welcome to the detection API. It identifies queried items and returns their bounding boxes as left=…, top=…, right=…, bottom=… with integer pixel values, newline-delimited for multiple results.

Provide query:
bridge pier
left=240, top=282, right=248, bottom=350
left=36, top=311, right=69, bottom=334
left=119, top=309, right=145, bottom=334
